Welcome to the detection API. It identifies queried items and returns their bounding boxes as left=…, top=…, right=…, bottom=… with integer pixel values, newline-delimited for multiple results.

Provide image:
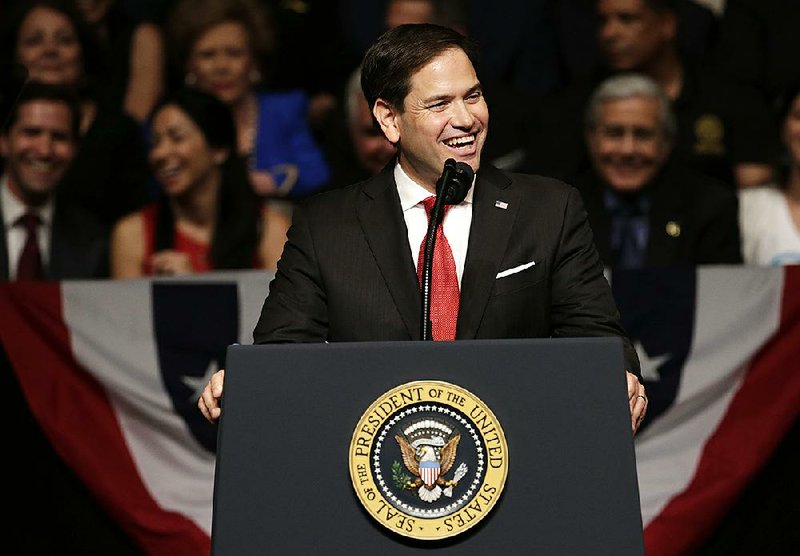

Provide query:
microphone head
left=442, top=161, right=473, bottom=205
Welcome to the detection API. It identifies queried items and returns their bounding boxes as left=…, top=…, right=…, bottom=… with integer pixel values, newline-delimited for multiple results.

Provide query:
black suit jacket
left=254, top=163, right=640, bottom=374
left=573, top=164, right=743, bottom=267
left=0, top=199, right=109, bottom=281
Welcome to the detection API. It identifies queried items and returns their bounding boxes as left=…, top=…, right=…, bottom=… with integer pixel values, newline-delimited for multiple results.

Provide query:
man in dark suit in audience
left=200, top=24, right=647, bottom=430
left=574, top=74, right=742, bottom=268
left=0, top=82, right=107, bottom=280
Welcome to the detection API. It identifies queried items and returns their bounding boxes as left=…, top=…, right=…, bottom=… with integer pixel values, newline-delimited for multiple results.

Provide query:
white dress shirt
left=1, top=176, right=54, bottom=279
left=394, top=161, right=474, bottom=285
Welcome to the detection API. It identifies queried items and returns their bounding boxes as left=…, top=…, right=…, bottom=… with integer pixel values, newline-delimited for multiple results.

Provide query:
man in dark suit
left=0, top=83, right=108, bottom=280
left=574, top=73, right=742, bottom=268
left=200, top=24, right=647, bottom=429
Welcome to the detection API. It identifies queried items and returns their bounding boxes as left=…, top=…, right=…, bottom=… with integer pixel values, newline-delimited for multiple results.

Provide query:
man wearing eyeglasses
left=575, top=73, right=742, bottom=268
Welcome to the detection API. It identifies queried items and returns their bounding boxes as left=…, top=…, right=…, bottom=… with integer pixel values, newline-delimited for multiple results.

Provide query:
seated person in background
left=74, top=0, right=165, bottom=123
left=167, top=0, right=329, bottom=199
left=1, top=0, right=149, bottom=227
left=528, top=0, right=778, bottom=190
left=739, top=84, right=800, bottom=265
left=573, top=73, right=742, bottom=268
left=321, top=66, right=397, bottom=189
left=1, top=82, right=108, bottom=280
left=110, top=88, right=290, bottom=277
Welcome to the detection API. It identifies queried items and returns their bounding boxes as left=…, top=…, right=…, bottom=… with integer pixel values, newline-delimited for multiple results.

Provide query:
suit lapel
left=457, top=165, right=518, bottom=338
left=646, top=174, right=682, bottom=266
left=357, top=165, right=421, bottom=339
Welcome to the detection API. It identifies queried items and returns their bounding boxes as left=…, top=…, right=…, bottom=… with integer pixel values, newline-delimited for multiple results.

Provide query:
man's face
left=587, top=96, right=670, bottom=192
left=597, top=0, right=676, bottom=71
left=350, top=93, right=396, bottom=175
left=0, top=100, right=76, bottom=205
left=375, top=48, right=489, bottom=191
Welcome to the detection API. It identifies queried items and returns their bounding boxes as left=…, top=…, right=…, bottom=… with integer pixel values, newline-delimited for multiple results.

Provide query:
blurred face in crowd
left=74, top=0, right=113, bottom=25
left=784, top=94, right=800, bottom=167
left=350, top=93, right=396, bottom=175
left=16, top=7, right=84, bottom=86
left=597, top=0, right=676, bottom=71
left=375, top=48, right=488, bottom=191
left=0, top=100, right=77, bottom=206
left=188, top=21, right=255, bottom=106
left=587, top=95, right=670, bottom=192
left=386, top=0, right=435, bottom=28
left=149, top=105, right=226, bottom=198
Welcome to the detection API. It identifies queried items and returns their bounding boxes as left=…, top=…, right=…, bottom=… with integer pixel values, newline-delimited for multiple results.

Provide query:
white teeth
left=160, top=166, right=180, bottom=177
left=445, top=135, right=475, bottom=147
left=29, top=160, right=54, bottom=171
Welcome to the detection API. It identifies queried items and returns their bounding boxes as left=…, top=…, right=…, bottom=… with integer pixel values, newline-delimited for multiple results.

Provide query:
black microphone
left=419, top=159, right=475, bottom=341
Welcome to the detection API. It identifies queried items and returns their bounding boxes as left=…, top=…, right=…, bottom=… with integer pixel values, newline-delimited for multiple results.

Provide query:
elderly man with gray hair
left=574, top=73, right=742, bottom=268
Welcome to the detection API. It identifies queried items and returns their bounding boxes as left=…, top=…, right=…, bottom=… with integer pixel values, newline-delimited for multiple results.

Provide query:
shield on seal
left=419, top=460, right=440, bottom=487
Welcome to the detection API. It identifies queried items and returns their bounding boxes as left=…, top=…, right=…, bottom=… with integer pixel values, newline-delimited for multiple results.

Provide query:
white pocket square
left=496, top=261, right=536, bottom=279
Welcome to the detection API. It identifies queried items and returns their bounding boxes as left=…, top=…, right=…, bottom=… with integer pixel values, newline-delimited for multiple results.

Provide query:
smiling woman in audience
left=739, top=84, right=800, bottom=265
left=110, top=88, right=290, bottom=277
left=167, top=0, right=329, bottom=198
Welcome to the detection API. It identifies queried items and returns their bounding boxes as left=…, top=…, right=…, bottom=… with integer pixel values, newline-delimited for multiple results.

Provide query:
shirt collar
left=1, top=174, right=55, bottom=229
left=394, top=159, right=475, bottom=212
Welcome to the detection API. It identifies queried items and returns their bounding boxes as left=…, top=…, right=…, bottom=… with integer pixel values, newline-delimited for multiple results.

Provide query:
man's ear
left=373, top=99, right=400, bottom=144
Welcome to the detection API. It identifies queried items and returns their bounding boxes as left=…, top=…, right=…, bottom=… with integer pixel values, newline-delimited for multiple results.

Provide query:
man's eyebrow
left=422, top=83, right=483, bottom=104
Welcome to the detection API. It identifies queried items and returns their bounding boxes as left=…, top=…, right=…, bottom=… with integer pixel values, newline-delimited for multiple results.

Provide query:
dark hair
left=642, top=0, right=679, bottom=14
left=777, top=82, right=800, bottom=127
left=3, top=81, right=81, bottom=139
left=152, top=88, right=260, bottom=270
left=361, top=23, right=478, bottom=112
left=0, top=0, right=105, bottom=98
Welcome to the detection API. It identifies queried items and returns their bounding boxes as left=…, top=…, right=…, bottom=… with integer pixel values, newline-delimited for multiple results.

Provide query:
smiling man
left=200, top=24, right=647, bottom=431
left=0, top=82, right=108, bottom=280
left=576, top=73, right=742, bottom=268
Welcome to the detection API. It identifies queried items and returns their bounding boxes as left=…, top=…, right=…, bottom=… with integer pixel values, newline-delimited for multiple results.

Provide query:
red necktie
left=417, top=196, right=459, bottom=340
left=16, top=213, right=43, bottom=280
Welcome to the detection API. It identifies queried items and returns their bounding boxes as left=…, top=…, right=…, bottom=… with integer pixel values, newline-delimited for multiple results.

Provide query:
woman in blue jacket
left=167, top=0, right=329, bottom=198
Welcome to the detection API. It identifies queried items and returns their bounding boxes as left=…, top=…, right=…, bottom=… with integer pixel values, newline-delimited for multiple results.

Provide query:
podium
left=211, top=338, right=644, bottom=554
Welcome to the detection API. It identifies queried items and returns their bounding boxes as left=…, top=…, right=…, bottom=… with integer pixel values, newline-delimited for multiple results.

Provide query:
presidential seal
left=349, top=381, right=508, bottom=540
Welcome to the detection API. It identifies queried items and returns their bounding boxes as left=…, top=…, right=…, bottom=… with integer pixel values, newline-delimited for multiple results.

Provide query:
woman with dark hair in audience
left=0, top=0, right=149, bottom=227
left=167, top=0, right=329, bottom=199
left=739, top=84, right=800, bottom=265
left=73, top=0, right=165, bottom=123
left=110, top=88, right=290, bottom=277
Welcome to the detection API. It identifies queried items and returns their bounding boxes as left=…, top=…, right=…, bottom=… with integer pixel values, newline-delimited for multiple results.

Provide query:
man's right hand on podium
left=198, top=369, right=225, bottom=423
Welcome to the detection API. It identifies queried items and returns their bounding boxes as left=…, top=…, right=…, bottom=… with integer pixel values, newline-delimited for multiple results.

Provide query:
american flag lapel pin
left=495, top=200, right=508, bottom=210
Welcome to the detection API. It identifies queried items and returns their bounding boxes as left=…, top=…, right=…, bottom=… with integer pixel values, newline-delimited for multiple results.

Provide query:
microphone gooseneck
left=419, top=159, right=475, bottom=341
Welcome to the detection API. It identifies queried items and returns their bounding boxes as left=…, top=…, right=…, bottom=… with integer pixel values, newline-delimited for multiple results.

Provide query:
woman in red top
left=111, top=88, right=290, bottom=277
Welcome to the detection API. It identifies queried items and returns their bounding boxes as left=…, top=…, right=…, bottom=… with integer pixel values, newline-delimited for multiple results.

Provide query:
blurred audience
left=1, top=82, right=108, bottom=280
left=167, top=0, right=329, bottom=199
left=554, top=0, right=718, bottom=85
left=740, top=85, right=800, bottom=265
left=573, top=74, right=742, bottom=268
left=74, top=0, right=165, bottom=123
left=528, top=0, right=778, bottom=190
left=322, top=67, right=396, bottom=189
left=0, top=0, right=149, bottom=227
left=111, top=88, right=289, bottom=278
left=714, top=0, right=800, bottom=110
